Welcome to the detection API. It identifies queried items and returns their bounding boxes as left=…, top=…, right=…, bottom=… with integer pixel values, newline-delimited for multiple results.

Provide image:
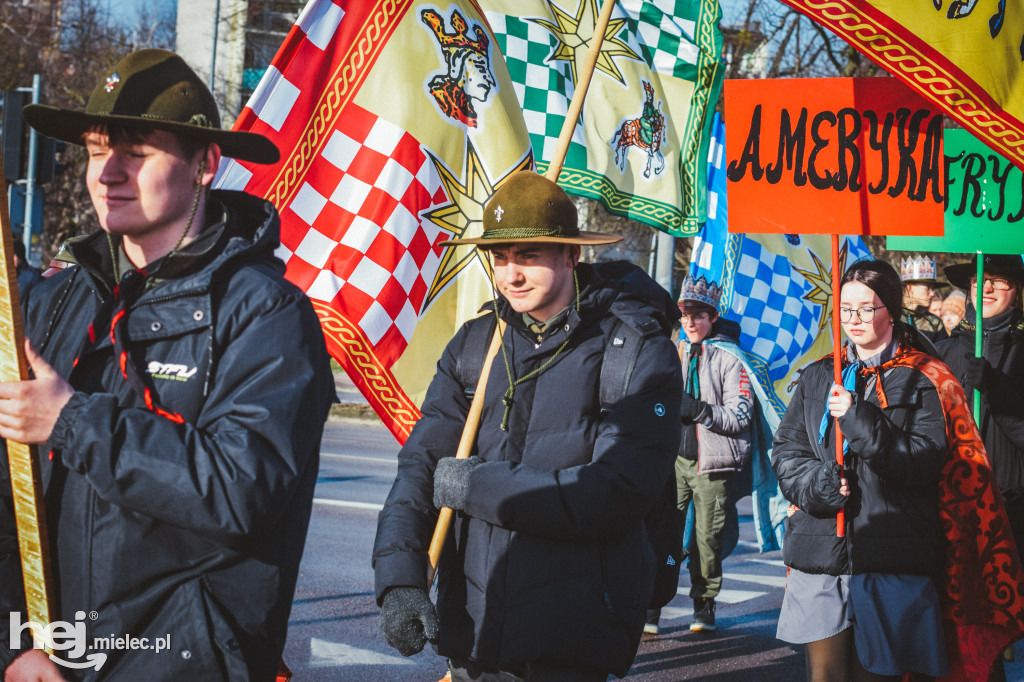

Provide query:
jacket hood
left=710, top=317, right=742, bottom=344
left=583, top=261, right=680, bottom=335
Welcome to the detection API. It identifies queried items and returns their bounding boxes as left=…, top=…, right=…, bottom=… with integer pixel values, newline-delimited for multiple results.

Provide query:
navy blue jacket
left=373, top=263, right=682, bottom=678
left=0, top=191, right=334, bottom=680
left=772, top=348, right=948, bottom=576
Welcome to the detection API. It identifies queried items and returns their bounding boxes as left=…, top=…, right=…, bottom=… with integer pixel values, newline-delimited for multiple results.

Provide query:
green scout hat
left=441, top=171, right=621, bottom=247
left=23, top=49, right=278, bottom=165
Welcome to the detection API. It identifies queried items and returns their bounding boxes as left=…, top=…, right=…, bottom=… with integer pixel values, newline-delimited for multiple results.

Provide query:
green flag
left=483, top=0, right=724, bottom=235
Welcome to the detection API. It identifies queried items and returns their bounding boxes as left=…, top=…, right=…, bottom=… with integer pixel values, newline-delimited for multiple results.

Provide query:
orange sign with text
left=725, top=78, right=944, bottom=236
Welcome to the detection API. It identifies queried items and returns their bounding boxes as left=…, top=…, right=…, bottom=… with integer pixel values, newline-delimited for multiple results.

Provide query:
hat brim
left=439, top=231, right=622, bottom=247
left=945, top=262, right=1024, bottom=289
left=23, top=104, right=280, bottom=165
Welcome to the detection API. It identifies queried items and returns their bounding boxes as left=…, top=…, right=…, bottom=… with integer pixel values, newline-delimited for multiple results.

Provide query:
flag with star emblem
left=688, top=114, right=872, bottom=551
left=483, top=0, right=724, bottom=236
left=216, top=0, right=533, bottom=442
left=776, top=0, right=1024, bottom=173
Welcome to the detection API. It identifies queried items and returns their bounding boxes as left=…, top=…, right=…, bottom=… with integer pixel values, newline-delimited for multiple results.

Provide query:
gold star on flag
left=531, top=0, right=642, bottom=87
left=421, top=144, right=532, bottom=310
left=794, top=241, right=851, bottom=334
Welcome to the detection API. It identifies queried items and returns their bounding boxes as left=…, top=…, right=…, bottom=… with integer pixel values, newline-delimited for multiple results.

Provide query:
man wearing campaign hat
left=0, top=49, right=334, bottom=680
left=373, top=171, right=683, bottom=680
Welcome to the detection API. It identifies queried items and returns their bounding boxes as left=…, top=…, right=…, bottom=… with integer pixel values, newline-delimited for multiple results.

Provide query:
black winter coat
left=373, top=263, right=682, bottom=678
left=936, top=308, right=1024, bottom=494
left=772, top=347, right=948, bottom=576
left=0, top=191, right=335, bottom=680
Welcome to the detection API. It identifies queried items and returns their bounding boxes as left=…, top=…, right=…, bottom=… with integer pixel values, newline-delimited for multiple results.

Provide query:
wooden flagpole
left=0, top=147, right=55, bottom=650
left=545, top=0, right=618, bottom=183
left=426, top=0, right=618, bottom=584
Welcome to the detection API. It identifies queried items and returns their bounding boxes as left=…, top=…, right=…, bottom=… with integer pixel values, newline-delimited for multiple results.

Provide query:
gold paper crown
left=679, top=274, right=722, bottom=310
left=422, top=9, right=489, bottom=56
left=900, top=254, right=936, bottom=282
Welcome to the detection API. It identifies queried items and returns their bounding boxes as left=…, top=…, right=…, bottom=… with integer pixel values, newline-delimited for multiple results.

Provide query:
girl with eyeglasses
left=773, top=259, right=1024, bottom=680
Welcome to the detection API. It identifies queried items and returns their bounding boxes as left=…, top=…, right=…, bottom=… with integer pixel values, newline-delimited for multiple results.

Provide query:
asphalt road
left=282, top=418, right=1024, bottom=681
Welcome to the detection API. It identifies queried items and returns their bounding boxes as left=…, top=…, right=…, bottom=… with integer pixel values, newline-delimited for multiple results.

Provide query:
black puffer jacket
left=936, top=307, right=1024, bottom=494
left=373, top=262, right=682, bottom=678
left=0, top=191, right=335, bottom=680
left=772, top=345, right=948, bottom=576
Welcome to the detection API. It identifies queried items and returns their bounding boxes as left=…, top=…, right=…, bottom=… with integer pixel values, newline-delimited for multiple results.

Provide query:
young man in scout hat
left=0, top=49, right=334, bottom=680
left=373, top=171, right=682, bottom=680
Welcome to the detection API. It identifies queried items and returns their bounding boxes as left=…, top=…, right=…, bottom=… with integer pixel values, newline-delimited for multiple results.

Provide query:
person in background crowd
left=928, top=293, right=944, bottom=318
left=774, top=259, right=950, bottom=680
left=12, top=239, right=43, bottom=297
left=373, top=171, right=682, bottom=681
left=669, top=274, right=752, bottom=634
left=900, top=253, right=947, bottom=341
left=0, top=49, right=335, bottom=681
left=940, top=289, right=966, bottom=336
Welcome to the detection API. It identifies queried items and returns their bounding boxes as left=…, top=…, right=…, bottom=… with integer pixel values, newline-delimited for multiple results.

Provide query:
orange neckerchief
left=877, top=349, right=1024, bottom=681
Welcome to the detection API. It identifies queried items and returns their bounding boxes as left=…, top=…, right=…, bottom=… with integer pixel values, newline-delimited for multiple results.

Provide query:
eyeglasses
left=679, top=312, right=709, bottom=323
left=970, top=276, right=1013, bottom=291
left=839, top=305, right=886, bottom=323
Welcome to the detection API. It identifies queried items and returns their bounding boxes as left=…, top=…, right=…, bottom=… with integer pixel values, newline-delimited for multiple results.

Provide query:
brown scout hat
left=440, top=171, right=621, bottom=247
left=23, top=49, right=279, bottom=165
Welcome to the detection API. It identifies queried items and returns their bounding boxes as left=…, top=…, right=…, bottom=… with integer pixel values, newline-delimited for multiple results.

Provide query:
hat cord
left=171, top=157, right=207, bottom=256
left=495, top=267, right=580, bottom=431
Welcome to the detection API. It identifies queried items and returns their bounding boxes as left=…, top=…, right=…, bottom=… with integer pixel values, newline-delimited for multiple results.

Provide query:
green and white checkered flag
left=483, top=0, right=724, bottom=235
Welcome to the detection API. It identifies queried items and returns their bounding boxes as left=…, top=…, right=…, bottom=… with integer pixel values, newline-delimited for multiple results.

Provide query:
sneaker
left=690, top=597, right=716, bottom=632
left=643, top=608, right=660, bottom=635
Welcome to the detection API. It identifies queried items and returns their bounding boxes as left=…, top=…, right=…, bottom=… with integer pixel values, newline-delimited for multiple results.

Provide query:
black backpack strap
left=456, top=311, right=497, bottom=401
left=599, top=316, right=645, bottom=415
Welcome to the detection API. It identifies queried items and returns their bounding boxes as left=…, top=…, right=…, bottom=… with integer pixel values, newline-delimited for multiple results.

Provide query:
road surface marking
left=309, top=638, right=413, bottom=667
left=314, top=498, right=384, bottom=511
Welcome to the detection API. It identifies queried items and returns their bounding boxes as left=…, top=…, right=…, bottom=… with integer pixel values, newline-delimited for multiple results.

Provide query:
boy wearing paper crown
left=668, top=275, right=753, bottom=634
left=900, top=253, right=948, bottom=341
left=373, top=171, right=682, bottom=680
left=0, top=50, right=334, bottom=680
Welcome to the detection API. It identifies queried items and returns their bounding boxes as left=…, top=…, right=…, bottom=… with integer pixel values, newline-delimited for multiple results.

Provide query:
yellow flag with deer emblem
left=482, top=0, right=724, bottom=236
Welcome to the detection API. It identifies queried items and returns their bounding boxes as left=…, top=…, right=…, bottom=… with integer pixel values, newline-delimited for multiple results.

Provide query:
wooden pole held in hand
left=426, top=320, right=504, bottom=586
left=0, top=144, right=55, bottom=651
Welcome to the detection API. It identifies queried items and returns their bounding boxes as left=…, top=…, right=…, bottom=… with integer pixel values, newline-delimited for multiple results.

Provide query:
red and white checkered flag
left=218, top=0, right=532, bottom=442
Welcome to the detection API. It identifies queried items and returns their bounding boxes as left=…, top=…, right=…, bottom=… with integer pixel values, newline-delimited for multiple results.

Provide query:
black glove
left=433, top=456, right=482, bottom=510
left=379, top=587, right=439, bottom=656
left=964, top=355, right=995, bottom=393
left=813, top=460, right=848, bottom=513
left=679, top=392, right=707, bottom=424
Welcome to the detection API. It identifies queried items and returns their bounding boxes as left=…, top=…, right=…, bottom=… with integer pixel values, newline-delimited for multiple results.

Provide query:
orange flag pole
left=831, top=234, right=845, bottom=538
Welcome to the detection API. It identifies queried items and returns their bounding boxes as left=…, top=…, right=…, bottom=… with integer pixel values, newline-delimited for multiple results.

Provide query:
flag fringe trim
left=312, top=300, right=421, bottom=442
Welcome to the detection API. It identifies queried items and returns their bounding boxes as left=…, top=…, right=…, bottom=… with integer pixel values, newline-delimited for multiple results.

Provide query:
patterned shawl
left=866, top=349, right=1024, bottom=681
